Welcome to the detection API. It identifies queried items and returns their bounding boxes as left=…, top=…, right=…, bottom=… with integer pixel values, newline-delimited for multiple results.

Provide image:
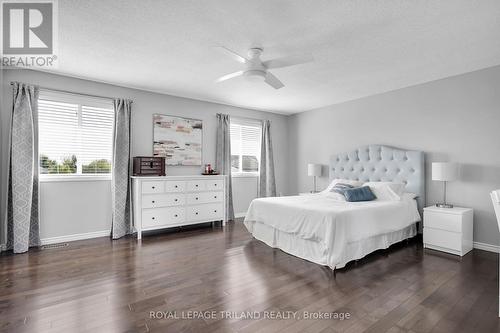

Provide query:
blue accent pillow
left=343, top=186, right=377, bottom=202
left=330, top=183, right=354, bottom=195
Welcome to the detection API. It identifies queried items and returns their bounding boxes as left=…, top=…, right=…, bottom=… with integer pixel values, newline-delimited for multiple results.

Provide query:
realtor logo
left=1, top=0, right=58, bottom=67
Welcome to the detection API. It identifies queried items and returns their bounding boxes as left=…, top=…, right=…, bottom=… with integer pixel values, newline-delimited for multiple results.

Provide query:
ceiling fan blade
left=216, top=71, right=244, bottom=83
left=264, top=72, right=284, bottom=89
left=263, top=54, right=314, bottom=69
left=216, top=46, right=248, bottom=63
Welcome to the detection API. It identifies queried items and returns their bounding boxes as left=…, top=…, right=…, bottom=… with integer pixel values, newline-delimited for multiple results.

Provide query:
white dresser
left=131, top=175, right=227, bottom=240
left=423, top=206, right=473, bottom=256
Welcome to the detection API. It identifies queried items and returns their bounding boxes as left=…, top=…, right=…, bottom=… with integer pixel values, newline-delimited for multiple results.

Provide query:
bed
left=244, top=145, right=425, bottom=269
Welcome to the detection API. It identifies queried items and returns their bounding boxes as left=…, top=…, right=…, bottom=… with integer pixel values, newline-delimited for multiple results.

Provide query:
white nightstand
left=423, top=206, right=473, bottom=256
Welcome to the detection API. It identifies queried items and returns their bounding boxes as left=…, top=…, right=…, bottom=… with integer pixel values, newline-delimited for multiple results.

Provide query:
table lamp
left=307, top=163, right=322, bottom=193
left=432, top=162, right=458, bottom=208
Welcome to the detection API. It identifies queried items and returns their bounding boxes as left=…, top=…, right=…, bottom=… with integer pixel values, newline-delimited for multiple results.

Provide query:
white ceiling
left=47, top=0, right=500, bottom=114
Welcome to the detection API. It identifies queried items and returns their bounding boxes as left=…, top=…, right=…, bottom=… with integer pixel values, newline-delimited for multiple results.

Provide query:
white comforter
left=244, top=193, right=421, bottom=266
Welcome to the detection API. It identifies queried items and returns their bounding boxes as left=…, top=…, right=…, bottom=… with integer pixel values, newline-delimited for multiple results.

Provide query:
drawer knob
left=195, top=184, right=199, bottom=187
left=174, top=198, right=178, bottom=202
left=174, top=214, right=178, bottom=217
left=152, top=217, right=155, bottom=220
left=152, top=200, right=155, bottom=203
left=196, top=197, right=199, bottom=200
left=214, top=196, right=217, bottom=199
left=152, top=186, right=155, bottom=189
left=214, top=184, right=217, bottom=186
left=214, top=210, right=217, bottom=213
left=195, top=212, right=199, bottom=215
left=175, top=185, right=178, bottom=188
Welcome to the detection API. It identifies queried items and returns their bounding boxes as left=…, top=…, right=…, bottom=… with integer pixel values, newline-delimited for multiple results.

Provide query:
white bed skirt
left=248, top=222, right=417, bottom=269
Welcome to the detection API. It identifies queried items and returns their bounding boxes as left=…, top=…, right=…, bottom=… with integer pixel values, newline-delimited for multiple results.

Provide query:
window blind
left=38, top=90, right=114, bottom=176
left=230, top=118, right=262, bottom=174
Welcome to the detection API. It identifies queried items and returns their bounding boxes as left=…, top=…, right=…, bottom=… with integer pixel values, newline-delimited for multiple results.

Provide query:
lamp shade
left=432, top=162, right=458, bottom=181
left=308, top=164, right=322, bottom=177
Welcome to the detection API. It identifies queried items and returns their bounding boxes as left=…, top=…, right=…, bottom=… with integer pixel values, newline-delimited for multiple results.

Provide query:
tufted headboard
left=330, top=145, right=425, bottom=211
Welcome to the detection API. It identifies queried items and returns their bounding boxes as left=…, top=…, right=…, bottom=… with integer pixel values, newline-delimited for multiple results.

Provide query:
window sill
left=232, top=173, right=259, bottom=178
left=40, top=175, right=112, bottom=182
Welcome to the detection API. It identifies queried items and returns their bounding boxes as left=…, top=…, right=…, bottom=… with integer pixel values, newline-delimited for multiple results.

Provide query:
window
left=230, top=118, right=262, bottom=175
left=38, top=90, right=114, bottom=179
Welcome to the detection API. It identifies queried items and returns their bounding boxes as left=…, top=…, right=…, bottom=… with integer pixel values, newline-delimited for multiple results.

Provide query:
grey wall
left=288, top=66, right=500, bottom=247
left=1, top=69, right=289, bottom=242
left=2, top=65, right=499, bottom=247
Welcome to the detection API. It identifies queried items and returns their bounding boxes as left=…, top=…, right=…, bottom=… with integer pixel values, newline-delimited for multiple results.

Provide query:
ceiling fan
left=215, top=46, right=313, bottom=89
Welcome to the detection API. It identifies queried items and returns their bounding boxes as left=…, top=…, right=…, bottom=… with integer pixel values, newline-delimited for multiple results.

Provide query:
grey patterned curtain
left=215, top=113, right=235, bottom=221
left=111, top=99, right=132, bottom=239
left=7, top=82, right=40, bottom=253
left=258, top=120, right=276, bottom=197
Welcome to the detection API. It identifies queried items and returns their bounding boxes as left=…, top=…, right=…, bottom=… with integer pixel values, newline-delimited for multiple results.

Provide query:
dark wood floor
left=1, top=221, right=499, bottom=333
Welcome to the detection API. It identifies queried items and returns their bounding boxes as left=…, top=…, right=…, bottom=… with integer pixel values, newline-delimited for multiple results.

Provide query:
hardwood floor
left=0, top=221, right=498, bottom=333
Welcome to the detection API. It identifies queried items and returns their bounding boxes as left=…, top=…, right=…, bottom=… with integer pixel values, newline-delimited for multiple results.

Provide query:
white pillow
left=323, top=191, right=347, bottom=201
left=363, top=182, right=405, bottom=201
left=363, top=181, right=406, bottom=195
left=323, top=179, right=364, bottom=193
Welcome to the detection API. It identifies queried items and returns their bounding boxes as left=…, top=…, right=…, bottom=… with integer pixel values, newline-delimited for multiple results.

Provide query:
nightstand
left=423, top=206, right=473, bottom=256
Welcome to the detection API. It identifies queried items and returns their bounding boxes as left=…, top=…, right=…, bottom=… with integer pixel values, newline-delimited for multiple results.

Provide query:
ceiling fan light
left=244, top=70, right=266, bottom=82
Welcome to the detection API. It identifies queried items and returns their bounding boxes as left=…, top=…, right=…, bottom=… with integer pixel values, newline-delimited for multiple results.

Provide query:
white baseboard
left=41, top=230, right=110, bottom=245
left=234, top=212, right=246, bottom=219
left=473, top=241, right=500, bottom=253
left=6, top=230, right=498, bottom=254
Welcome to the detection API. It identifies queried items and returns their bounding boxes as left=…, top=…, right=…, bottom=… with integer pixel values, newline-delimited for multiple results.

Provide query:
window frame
left=230, top=117, right=262, bottom=177
left=38, top=89, right=115, bottom=182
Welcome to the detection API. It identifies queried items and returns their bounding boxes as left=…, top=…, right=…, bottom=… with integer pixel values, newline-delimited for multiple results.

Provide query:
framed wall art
left=153, top=114, right=202, bottom=166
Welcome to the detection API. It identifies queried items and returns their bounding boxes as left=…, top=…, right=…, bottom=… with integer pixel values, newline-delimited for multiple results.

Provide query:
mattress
left=244, top=193, right=421, bottom=269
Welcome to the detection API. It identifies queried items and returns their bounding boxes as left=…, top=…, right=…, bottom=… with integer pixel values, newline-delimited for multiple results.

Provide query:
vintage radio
left=133, top=156, right=166, bottom=176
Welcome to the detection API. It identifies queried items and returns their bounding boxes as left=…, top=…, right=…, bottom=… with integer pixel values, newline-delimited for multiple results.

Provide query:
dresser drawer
left=187, top=180, right=205, bottom=191
left=423, top=227, right=461, bottom=251
left=186, top=203, right=223, bottom=221
left=206, top=179, right=223, bottom=191
left=186, top=191, right=223, bottom=205
left=424, top=211, right=462, bottom=232
left=142, top=194, right=184, bottom=208
left=142, top=207, right=185, bottom=228
left=204, top=191, right=223, bottom=203
left=165, top=181, right=185, bottom=192
left=206, top=203, right=224, bottom=219
left=141, top=181, right=164, bottom=194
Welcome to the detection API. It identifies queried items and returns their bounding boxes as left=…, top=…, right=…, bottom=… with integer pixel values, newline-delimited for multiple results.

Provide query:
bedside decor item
left=423, top=206, right=473, bottom=256
left=133, top=156, right=166, bottom=176
left=432, top=162, right=458, bottom=208
left=307, top=163, right=322, bottom=193
left=153, top=114, right=202, bottom=166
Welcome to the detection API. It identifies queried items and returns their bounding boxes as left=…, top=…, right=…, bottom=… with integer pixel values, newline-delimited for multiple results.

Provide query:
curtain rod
left=230, top=115, right=267, bottom=123
left=10, top=81, right=133, bottom=103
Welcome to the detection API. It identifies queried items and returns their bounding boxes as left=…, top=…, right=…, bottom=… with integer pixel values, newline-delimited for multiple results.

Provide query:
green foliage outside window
left=82, top=159, right=111, bottom=174
left=40, top=154, right=111, bottom=174
left=40, top=154, right=77, bottom=174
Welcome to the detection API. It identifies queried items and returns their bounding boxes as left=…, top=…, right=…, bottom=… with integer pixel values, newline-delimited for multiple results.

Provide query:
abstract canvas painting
left=153, top=114, right=202, bottom=166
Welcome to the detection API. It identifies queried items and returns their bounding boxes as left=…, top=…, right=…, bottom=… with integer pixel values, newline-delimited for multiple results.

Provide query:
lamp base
left=436, top=203, right=454, bottom=208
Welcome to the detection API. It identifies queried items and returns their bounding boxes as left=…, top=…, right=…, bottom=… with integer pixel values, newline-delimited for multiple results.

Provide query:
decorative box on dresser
left=131, top=175, right=227, bottom=240
left=423, top=206, right=473, bottom=256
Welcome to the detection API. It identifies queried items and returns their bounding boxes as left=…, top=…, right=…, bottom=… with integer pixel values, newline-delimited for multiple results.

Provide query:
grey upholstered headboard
left=330, top=145, right=425, bottom=210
